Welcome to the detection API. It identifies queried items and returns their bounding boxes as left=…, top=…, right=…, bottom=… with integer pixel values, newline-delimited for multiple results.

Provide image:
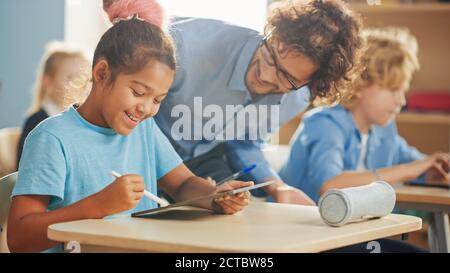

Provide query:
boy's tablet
left=404, top=181, right=450, bottom=189
left=131, top=180, right=275, bottom=217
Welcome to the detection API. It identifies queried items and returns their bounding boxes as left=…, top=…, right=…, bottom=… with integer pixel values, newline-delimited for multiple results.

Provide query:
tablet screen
left=131, top=180, right=275, bottom=217
left=404, top=181, right=450, bottom=189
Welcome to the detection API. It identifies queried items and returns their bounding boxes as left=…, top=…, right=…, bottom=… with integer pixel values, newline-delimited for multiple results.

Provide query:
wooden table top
left=394, top=183, right=450, bottom=206
left=48, top=202, right=422, bottom=253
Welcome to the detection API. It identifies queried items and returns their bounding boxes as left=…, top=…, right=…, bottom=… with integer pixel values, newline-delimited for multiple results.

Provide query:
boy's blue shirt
left=279, top=105, right=425, bottom=203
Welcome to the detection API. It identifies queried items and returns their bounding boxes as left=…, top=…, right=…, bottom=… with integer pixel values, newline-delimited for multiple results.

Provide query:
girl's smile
left=124, top=110, right=141, bottom=128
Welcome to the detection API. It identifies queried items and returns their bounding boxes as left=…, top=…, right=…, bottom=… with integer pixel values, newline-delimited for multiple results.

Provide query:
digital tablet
left=131, top=180, right=275, bottom=217
left=404, top=181, right=449, bottom=189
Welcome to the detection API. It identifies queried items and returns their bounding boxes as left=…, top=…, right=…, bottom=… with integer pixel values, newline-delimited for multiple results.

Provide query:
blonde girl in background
left=16, top=42, right=89, bottom=167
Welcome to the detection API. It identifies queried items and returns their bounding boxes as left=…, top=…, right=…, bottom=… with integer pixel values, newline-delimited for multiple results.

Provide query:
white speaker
left=318, top=181, right=396, bottom=227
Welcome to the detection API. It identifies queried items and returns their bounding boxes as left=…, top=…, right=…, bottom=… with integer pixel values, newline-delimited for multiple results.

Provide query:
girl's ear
left=93, top=59, right=110, bottom=86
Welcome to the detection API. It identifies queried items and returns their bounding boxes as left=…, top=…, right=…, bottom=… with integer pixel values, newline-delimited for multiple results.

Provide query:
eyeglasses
left=260, top=32, right=309, bottom=92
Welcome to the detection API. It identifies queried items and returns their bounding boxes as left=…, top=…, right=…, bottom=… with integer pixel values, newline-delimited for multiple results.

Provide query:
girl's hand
left=94, top=174, right=145, bottom=216
left=425, top=153, right=450, bottom=184
left=212, top=180, right=253, bottom=215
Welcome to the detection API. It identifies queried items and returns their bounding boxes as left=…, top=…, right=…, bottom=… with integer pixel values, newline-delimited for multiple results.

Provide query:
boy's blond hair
left=353, top=27, right=420, bottom=94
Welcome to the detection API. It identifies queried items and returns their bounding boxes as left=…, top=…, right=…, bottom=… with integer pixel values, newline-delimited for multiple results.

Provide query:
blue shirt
left=155, top=17, right=311, bottom=184
left=13, top=106, right=182, bottom=251
left=279, top=105, right=425, bottom=203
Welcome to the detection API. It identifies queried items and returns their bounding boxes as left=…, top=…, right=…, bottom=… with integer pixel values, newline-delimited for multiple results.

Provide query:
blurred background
left=1, top=0, right=448, bottom=146
left=0, top=0, right=268, bottom=130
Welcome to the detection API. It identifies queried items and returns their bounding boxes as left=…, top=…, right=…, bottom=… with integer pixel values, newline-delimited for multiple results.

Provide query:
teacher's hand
left=266, top=180, right=316, bottom=206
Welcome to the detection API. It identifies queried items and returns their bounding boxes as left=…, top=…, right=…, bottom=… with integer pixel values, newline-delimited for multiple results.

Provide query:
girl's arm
left=8, top=174, right=145, bottom=253
left=158, top=164, right=252, bottom=214
left=7, top=194, right=104, bottom=252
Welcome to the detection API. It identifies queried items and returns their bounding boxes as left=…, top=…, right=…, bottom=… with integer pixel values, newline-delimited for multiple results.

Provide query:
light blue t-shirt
left=13, top=106, right=182, bottom=251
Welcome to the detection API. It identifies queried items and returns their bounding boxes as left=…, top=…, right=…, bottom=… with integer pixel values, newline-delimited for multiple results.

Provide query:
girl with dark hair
left=8, top=0, right=252, bottom=253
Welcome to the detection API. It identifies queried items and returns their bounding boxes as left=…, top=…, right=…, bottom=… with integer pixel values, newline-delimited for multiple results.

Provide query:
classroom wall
left=0, top=0, right=65, bottom=129
left=356, top=5, right=450, bottom=92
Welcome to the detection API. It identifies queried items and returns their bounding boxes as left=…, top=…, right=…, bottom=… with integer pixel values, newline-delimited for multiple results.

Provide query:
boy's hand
left=212, top=181, right=253, bottom=214
left=426, top=153, right=450, bottom=184
left=95, top=174, right=145, bottom=216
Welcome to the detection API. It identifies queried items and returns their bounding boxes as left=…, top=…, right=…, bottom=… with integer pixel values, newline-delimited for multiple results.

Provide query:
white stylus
left=111, top=170, right=169, bottom=207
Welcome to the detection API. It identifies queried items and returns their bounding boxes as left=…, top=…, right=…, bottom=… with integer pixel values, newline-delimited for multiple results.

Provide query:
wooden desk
left=48, top=202, right=421, bottom=253
left=394, top=183, right=450, bottom=253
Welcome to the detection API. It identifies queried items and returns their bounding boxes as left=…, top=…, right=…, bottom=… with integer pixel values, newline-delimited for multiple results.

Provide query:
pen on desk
left=111, top=170, right=169, bottom=207
left=215, top=164, right=257, bottom=186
